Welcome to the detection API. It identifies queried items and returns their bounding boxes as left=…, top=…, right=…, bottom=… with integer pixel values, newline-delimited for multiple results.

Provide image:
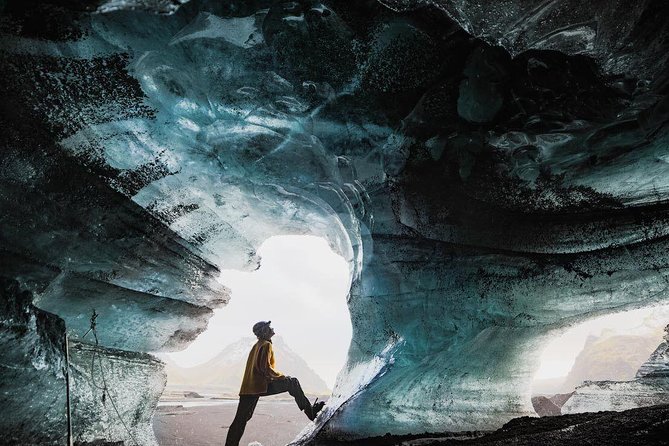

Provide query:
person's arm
left=256, top=342, right=284, bottom=381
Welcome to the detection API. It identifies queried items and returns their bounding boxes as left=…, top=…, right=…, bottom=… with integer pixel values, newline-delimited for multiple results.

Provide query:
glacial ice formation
left=637, top=325, right=669, bottom=380
left=69, top=340, right=166, bottom=446
left=1, top=0, right=669, bottom=444
left=0, top=279, right=68, bottom=445
left=379, top=0, right=669, bottom=79
left=0, top=278, right=166, bottom=445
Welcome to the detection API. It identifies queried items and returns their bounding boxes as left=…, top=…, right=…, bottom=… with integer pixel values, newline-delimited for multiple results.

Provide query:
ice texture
left=636, top=325, right=669, bottom=379
left=308, top=234, right=669, bottom=438
left=69, top=340, right=166, bottom=446
left=35, top=273, right=214, bottom=352
left=378, top=0, right=669, bottom=79
left=561, top=379, right=669, bottom=415
left=0, top=279, right=168, bottom=445
left=0, top=279, right=68, bottom=445
left=1, top=0, right=669, bottom=443
left=96, top=0, right=191, bottom=15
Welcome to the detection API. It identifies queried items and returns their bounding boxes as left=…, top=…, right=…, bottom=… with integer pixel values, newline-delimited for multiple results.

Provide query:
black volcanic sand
left=153, top=402, right=669, bottom=446
left=309, top=404, right=669, bottom=446
left=153, top=401, right=311, bottom=446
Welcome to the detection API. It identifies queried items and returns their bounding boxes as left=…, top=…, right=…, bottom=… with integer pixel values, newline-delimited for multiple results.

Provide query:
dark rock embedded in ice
left=457, top=46, right=508, bottom=123
left=530, top=396, right=561, bottom=417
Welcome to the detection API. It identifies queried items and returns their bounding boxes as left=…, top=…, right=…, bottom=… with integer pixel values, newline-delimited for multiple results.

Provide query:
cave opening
left=530, top=304, right=669, bottom=416
left=154, top=234, right=353, bottom=446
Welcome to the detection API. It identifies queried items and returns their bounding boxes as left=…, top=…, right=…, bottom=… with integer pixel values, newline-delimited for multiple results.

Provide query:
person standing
left=225, top=321, right=325, bottom=446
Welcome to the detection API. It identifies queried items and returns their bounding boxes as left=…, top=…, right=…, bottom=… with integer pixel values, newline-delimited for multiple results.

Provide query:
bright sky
left=535, top=304, right=669, bottom=379
left=165, top=235, right=352, bottom=389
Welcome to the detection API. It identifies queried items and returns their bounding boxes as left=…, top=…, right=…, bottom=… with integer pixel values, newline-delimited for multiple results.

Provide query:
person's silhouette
left=225, top=321, right=325, bottom=446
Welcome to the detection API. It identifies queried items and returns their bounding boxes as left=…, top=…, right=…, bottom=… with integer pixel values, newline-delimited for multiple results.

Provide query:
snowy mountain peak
left=164, top=336, right=330, bottom=394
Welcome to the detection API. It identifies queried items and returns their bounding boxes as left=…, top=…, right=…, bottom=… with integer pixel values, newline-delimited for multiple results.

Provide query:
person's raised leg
left=265, top=376, right=322, bottom=420
left=225, top=395, right=259, bottom=446
left=288, top=377, right=325, bottom=419
left=285, top=376, right=312, bottom=412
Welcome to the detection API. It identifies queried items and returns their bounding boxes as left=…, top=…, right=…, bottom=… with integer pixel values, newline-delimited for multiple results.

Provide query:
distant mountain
left=558, top=334, right=660, bottom=393
left=164, top=336, right=330, bottom=395
left=533, top=332, right=664, bottom=396
left=532, top=333, right=658, bottom=416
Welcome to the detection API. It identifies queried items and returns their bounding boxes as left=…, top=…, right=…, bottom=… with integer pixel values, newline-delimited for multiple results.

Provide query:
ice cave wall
left=1, top=0, right=669, bottom=444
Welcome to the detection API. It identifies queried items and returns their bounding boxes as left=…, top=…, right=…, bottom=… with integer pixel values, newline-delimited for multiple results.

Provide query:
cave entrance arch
left=156, top=234, right=353, bottom=445
left=531, top=304, right=669, bottom=415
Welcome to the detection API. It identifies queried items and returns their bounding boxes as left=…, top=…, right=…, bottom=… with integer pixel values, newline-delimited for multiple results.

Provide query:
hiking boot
left=303, top=403, right=316, bottom=421
left=304, top=398, right=325, bottom=421
left=312, top=399, right=325, bottom=418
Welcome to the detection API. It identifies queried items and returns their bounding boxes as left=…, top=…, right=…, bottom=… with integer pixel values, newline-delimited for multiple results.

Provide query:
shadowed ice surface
left=1, top=0, right=669, bottom=444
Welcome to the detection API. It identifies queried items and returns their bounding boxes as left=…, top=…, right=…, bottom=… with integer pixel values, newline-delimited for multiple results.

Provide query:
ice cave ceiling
left=1, top=0, right=669, bottom=444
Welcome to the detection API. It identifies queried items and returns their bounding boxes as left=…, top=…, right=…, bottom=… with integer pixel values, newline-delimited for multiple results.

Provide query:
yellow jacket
left=239, top=339, right=284, bottom=395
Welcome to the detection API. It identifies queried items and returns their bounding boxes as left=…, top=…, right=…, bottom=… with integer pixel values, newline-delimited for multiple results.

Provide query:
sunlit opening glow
left=165, top=235, right=352, bottom=389
left=535, top=304, right=669, bottom=382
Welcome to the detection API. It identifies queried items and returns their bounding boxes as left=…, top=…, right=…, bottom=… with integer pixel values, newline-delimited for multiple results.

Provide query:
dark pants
left=225, top=377, right=311, bottom=446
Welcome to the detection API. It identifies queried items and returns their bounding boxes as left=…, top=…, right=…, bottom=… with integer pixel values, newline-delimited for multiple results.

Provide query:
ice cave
left=1, top=0, right=668, bottom=445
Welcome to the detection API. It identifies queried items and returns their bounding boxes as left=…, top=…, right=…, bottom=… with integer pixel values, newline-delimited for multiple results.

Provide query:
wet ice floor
left=153, top=401, right=310, bottom=446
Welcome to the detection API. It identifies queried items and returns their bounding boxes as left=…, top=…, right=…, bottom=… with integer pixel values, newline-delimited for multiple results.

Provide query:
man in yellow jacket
left=225, top=320, right=325, bottom=446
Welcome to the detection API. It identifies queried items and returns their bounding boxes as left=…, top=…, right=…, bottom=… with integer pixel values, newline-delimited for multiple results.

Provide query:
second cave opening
left=530, top=304, right=669, bottom=416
